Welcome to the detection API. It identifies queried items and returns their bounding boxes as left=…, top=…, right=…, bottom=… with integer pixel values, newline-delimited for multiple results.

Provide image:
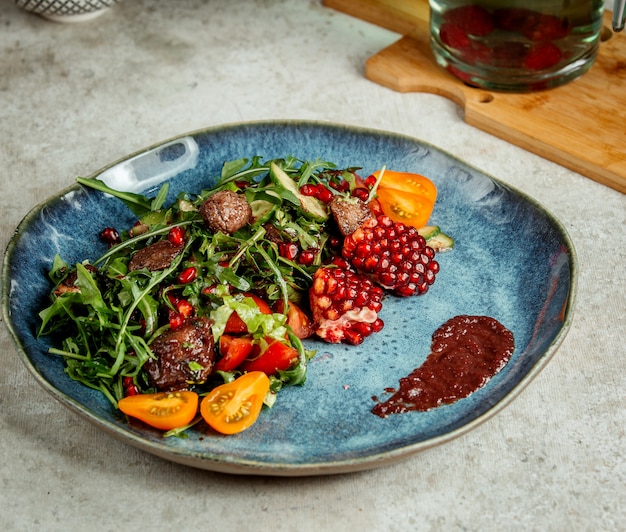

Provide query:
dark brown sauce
left=372, top=315, right=514, bottom=418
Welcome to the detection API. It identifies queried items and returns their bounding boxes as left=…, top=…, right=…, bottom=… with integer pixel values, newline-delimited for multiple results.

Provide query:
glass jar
left=429, top=0, right=605, bottom=91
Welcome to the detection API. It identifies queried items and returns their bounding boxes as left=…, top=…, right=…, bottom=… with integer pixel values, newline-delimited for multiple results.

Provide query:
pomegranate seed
left=279, top=242, right=300, bottom=261
left=364, top=256, right=379, bottom=270
left=330, top=179, right=350, bottom=192
left=178, top=266, right=197, bottom=284
left=315, top=185, right=334, bottom=204
left=370, top=301, right=383, bottom=313
left=176, top=299, right=194, bottom=318
left=329, top=236, right=342, bottom=248
left=168, top=226, right=185, bottom=247
left=99, top=227, right=120, bottom=246
left=379, top=272, right=395, bottom=286
left=169, top=312, right=185, bottom=330
left=298, top=250, right=316, bottom=266
left=364, top=175, right=377, bottom=188
left=351, top=187, right=370, bottom=201
left=325, top=308, right=340, bottom=321
left=343, top=329, right=364, bottom=345
left=351, top=322, right=373, bottom=336
left=130, top=221, right=149, bottom=237
left=202, top=285, right=218, bottom=296
left=354, top=290, right=369, bottom=307
left=369, top=199, right=384, bottom=217
left=300, top=184, right=318, bottom=197
left=331, top=257, right=351, bottom=270
left=122, top=376, right=139, bottom=396
left=355, top=243, right=371, bottom=258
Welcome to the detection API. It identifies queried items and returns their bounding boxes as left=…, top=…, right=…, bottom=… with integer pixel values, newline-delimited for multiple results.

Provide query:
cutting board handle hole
left=601, top=25, right=613, bottom=42
left=477, top=93, right=494, bottom=104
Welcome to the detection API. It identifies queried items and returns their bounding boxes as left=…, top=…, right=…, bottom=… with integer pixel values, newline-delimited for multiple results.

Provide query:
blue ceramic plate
left=2, top=121, right=576, bottom=476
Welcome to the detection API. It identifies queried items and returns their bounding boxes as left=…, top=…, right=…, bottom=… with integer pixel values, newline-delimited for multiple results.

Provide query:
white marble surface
left=1, top=1, right=624, bottom=530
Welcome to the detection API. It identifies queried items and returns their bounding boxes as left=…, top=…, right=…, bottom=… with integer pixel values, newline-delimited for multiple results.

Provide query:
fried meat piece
left=145, top=317, right=215, bottom=391
left=199, top=190, right=252, bottom=235
left=330, top=196, right=373, bottom=236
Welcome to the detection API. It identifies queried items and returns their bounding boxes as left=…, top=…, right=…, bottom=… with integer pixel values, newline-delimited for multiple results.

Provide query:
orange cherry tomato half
left=118, top=390, right=199, bottom=431
left=215, top=334, right=254, bottom=372
left=375, top=187, right=435, bottom=229
left=273, top=299, right=315, bottom=339
left=373, top=169, right=437, bottom=202
left=200, top=371, right=270, bottom=435
left=224, top=293, right=272, bottom=334
left=240, top=337, right=299, bottom=375
left=372, top=170, right=437, bottom=229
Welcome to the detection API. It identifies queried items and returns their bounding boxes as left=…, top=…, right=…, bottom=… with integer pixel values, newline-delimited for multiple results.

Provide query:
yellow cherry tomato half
left=118, top=390, right=199, bottom=431
left=200, top=371, right=270, bottom=435
left=373, top=169, right=437, bottom=202
left=372, top=169, right=437, bottom=229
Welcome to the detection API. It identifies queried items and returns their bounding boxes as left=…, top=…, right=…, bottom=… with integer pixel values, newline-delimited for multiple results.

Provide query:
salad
left=38, top=156, right=452, bottom=435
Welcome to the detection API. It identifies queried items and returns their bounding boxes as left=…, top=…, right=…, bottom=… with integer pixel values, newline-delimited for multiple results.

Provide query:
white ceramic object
left=15, top=0, right=121, bottom=23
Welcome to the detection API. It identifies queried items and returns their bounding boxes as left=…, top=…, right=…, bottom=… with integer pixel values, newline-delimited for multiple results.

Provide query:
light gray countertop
left=1, top=1, right=624, bottom=530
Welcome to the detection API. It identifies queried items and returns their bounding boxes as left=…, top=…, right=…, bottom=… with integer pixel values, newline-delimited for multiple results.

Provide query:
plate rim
left=2, top=119, right=578, bottom=476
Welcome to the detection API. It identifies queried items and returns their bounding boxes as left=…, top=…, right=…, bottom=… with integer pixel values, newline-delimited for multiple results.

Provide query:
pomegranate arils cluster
left=342, top=216, right=439, bottom=297
left=309, top=262, right=384, bottom=345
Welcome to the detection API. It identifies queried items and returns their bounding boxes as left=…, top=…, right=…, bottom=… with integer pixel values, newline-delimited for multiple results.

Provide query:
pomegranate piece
left=521, top=14, right=571, bottom=42
left=443, top=5, right=495, bottom=37
left=342, top=216, right=439, bottom=297
left=524, top=42, right=562, bottom=70
left=309, top=262, right=384, bottom=345
left=439, top=23, right=492, bottom=65
left=439, top=22, right=473, bottom=51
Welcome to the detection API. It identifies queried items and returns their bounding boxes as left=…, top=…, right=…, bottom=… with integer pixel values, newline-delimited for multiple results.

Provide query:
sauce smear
left=372, top=315, right=514, bottom=417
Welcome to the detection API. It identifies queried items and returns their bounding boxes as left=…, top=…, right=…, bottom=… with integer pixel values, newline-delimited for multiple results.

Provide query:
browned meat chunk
left=54, top=264, right=98, bottom=296
left=128, top=240, right=182, bottom=272
left=199, top=190, right=252, bottom=234
left=263, top=223, right=283, bottom=244
left=330, top=196, right=373, bottom=236
left=145, top=317, right=215, bottom=391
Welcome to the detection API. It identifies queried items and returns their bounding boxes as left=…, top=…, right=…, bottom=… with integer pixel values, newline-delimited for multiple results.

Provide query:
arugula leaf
left=76, top=177, right=153, bottom=217
left=150, top=182, right=169, bottom=211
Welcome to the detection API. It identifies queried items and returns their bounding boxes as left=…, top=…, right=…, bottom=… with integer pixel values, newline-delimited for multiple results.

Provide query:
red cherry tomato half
left=215, top=334, right=254, bottom=372
left=240, top=337, right=299, bottom=375
left=274, top=300, right=315, bottom=339
left=224, top=293, right=272, bottom=334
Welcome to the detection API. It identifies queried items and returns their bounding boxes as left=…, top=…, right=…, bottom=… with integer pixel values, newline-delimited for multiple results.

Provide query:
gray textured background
left=1, top=1, right=624, bottom=530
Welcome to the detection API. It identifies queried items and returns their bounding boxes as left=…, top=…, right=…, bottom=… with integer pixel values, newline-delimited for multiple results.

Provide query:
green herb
left=40, top=156, right=354, bottom=408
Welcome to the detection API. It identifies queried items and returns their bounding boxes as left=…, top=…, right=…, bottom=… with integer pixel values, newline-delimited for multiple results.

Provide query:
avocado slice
left=418, top=225, right=454, bottom=251
left=269, top=162, right=329, bottom=222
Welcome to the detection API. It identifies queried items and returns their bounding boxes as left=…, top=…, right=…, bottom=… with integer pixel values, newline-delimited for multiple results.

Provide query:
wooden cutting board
left=323, top=0, right=626, bottom=194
